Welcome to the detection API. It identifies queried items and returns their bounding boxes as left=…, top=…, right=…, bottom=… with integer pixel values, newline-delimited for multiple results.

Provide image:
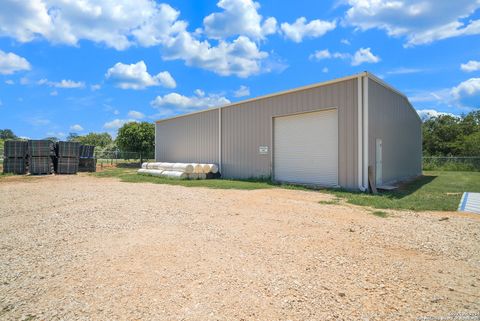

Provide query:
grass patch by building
left=92, top=168, right=480, bottom=211
left=92, top=167, right=276, bottom=190
left=328, top=171, right=480, bottom=211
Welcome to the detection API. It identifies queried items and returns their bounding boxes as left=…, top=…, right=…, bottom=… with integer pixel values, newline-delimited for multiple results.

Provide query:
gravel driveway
left=1, top=174, right=479, bottom=320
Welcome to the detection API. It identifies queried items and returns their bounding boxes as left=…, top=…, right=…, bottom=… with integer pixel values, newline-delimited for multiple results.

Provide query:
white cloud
left=351, top=48, right=380, bottom=66
left=309, top=49, right=332, bottom=60
left=50, top=90, right=58, bottom=96
left=203, top=0, right=277, bottom=40
left=5, top=80, right=14, bottom=85
left=309, top=49, right=350, bottom=61
left=451, top=78, right=480, bottom=100
left=103, top=119, right=136, bottom=130
left=127, top=110, right=145, bottom=119
left=90, top=84, right=101, bottom=91
left=344, top=0, right=480, bottom=46
left=70, top=124, right=84, bottom=131
left=408, top=78, right=480, bottom=111
left=0, top=1, right=275, bottom=78
left=0, top=50, right=31, bottom=74
left=46, top=131, right=66, bottom=139
left=162, top=34, right=268, bottom=77
left=409, top=90, right=448, bottom=104
left=386, top=67, right=424, bottom=75
left=322, top=67, right=329, bottom=73
left=341, top=38, right=351, bottom=45
left=280, top=17, right=336, bottom=43
left=38, top=78, right=85, bottom=88
left=461, top=60, right=480, bottom=72
left=27, top=117, right=50, bottom=126
left=151, top=91, right=230, bottom=111
left=194, top=89, right=205, bottom=97
left=105, top=61, right=176, bottom=90
left=310, top=48, right=379, bottom=66
left=234, top=85, right=250, bottom=97
left=416, top=109, right=457, bottom=121
left=0, top=0, right=183, bottom=50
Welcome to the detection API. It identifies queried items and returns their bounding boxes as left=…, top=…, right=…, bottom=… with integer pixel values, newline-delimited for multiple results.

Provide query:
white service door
left=376, top=138, right=383, bottom=186
left=274, top=109, right=338, bottom=186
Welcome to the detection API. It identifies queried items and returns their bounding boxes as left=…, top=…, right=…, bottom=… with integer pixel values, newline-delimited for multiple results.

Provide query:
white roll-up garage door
left=273, top=109, right=338, bottom=186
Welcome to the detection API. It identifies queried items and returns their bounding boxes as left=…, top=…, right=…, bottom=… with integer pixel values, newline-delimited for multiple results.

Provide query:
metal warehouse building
left=155, top=72, right=422, bottom=191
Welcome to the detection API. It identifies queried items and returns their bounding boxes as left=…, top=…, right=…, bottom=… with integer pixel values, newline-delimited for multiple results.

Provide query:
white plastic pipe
left=210, top=164, right=219, bottom=174
left=172, top=163, right=194, bottom=173
left=137, top=169, right=164, bottom=176
left=162, top=170, right=188, bottom=179
left=193, top=164, right=204, bottom=174
left=198, top=173, right=207, bottom=180
left=188, top=173, right=199, bottom=180
left=202, top=164, right=211, bottom=173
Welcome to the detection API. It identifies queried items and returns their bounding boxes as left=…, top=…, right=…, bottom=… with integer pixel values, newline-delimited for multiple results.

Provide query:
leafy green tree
left=0, top=129, right=17, bottom=140
left=73, top=132, right=113, bottom=147
left=116, top=122, right=154, bottom=163
left=422, top=110, right=480, bottom=156
left=43, top=136, right=59, bottom=142
left=67, top=133, right=79, bottom=141
left=462, top=131, right=480, bottom=156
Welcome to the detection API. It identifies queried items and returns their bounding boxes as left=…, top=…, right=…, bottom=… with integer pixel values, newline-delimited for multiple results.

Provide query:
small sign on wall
left=259, top=146, right=269, bottom=154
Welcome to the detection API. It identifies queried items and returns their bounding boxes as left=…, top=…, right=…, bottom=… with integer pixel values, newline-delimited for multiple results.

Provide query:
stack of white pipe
left=138, top=162, right=218, bottom=180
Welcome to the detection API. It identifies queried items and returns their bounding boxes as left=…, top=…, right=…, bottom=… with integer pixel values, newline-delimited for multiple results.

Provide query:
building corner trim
left=357, top=76, right=365, bottom=191
left=363, top=76, right=369, bottom=191
left=218, top=107, right=222, bottom=174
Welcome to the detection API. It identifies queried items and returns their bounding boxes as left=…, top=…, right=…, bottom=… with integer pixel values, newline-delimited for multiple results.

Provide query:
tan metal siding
left=368, top=79, right=422, bottom=184
left=221, top=79, right=359, bottom=189
left=155, top=109, right=219, bottom=164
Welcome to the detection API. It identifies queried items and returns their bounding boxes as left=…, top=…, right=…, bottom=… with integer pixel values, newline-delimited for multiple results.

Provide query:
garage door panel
left=274, top=109, right=338, bottom=186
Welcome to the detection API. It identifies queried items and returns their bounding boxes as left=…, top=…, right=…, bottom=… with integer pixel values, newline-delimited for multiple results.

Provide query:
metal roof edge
left=365, top=72, right=422, bottom=123
left=155, top=72, right=367, bottom=123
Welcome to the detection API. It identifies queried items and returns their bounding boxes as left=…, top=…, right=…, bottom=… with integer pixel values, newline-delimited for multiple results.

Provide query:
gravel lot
left=1, top=174, right=479, bottom=320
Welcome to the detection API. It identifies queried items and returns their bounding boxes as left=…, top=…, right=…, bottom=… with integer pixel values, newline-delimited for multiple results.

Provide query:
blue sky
left=0, top=0, right=479, bottom=139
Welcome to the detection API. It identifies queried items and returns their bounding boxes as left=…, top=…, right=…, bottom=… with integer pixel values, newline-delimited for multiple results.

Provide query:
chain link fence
left=422, top=156, right=480, bottom=172
left=2, top=146, right=479, bottom=172
left=0, top=147, right=154, bottom=170
left=94, top=150, right=154, bottom=168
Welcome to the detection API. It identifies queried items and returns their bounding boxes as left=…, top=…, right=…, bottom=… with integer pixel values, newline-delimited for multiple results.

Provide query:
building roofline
left=366, top=72, right=422, bottom=123
left=155, top=71, right=419, bottom=123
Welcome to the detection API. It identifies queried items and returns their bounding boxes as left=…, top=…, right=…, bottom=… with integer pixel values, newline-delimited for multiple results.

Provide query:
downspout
left=218, top=107, right=222, bottom=174
left=363, top=74, right=369, bottom=191
left=154, top=122, right=157, bottom=161
left=357, top=76, right=365, bottom=191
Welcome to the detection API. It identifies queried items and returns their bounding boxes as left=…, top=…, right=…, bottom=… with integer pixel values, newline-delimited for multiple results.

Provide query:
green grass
left=92, top=167, right=278, bottom=190
left=371, top=210, right=388, bottom=218
left=328, top=171, right=480, bottom=211
left=91, top=168, right=480, bottom=211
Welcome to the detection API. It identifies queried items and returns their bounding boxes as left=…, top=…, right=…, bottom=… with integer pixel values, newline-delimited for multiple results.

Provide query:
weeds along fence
left=423, top=157, right=480, bottom=172
left=94, top=150, right=155, bottom=168
left=2, top=146, right=479, bottom=172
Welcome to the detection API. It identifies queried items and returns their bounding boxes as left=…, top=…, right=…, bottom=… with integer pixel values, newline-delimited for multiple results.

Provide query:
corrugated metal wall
left=155, top=109, right=219, bottom=164
left=155, top=78, right=359, bottom=189
left=368, top=78, right=422, bottom=184
left=220, top=79, right=359, bottom=188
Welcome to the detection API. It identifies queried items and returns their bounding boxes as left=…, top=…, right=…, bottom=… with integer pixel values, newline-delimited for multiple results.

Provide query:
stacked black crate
left=28, top=140, right=55, bottom=175
left=3, top=140, right=28, bottom=174
left=78, top=145, right=96, bottom=172
left=55, top=141, right=80, bottom=174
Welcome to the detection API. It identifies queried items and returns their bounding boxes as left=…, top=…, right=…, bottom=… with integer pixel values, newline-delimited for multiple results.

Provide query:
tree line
left=1, top=122, right=155, bottom=159
left=423, top=110, right=480, bottom=156
left=2, top=111, right=479, bottom=157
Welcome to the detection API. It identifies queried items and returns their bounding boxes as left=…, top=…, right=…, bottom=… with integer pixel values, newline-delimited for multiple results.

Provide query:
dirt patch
left=1, top=175, right=479, bottom=320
